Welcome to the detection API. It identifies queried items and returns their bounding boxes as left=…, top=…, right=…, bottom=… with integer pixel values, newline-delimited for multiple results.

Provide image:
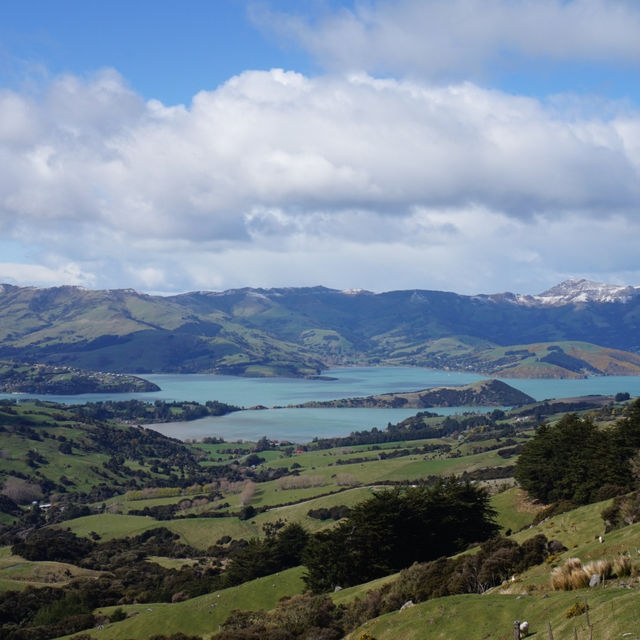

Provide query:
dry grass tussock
left=551, top=556, right=632, bottom=590
left=551, top=558, right=589, bottom=591
left=583, top=559, right=612, bottom=580
left=614, top=555, right=633, bottom=577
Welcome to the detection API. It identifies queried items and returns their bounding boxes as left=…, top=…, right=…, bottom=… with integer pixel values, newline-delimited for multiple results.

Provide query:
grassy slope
left=4, top=285, right=640, bottom=377
left=476, top=341, right=640, bottom=378
left=0, top=401, right=197, bottom=495
left=0, top=546, right=103, bottom=592
left=55, top=567, right=306, bottom=640
left=6, top=399, right=635, bottom=639
left=65, top=444, right=516, bottom=548
left=292, top=379, right=534, bottom=408
left=490, top=487, right=543, bottom=533
left=57, top=497, right=640, bottom=640
left=346, top=589, right=640, bottom=640
left=0, top=360, right=158, bottom=393
left=346, top=499, right=640, bottom=639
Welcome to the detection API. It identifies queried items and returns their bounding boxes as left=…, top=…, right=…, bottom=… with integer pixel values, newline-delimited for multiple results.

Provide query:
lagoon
left=4, top=366, right=640, bottom=442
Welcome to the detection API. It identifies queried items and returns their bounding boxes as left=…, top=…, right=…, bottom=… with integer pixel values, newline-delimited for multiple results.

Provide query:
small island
left=289, top=379, right=535, bottom=408
left=0, top=360, right=160, bottom=394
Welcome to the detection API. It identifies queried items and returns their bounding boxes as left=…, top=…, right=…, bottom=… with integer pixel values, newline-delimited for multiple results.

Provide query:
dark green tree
left=515, top=413, right=630, bottom=504
left=303, top=480, right=497, bottom=592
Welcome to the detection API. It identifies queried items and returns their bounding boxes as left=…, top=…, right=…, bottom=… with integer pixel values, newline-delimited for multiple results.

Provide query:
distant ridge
left=1, top=280, right=640, bottom=377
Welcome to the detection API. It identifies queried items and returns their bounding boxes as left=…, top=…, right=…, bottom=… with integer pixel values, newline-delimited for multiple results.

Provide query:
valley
left=2, top=280, right=640, bottom=639
left=2, top=384, right=640, bottom=639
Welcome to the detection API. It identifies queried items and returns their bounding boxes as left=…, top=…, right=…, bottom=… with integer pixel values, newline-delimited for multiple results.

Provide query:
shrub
left=238, top=505, right=256, bottom=520
left=109, top=607, right=126, bottom=622
left=565, top=602, right=587, bottom=618
left=550, top=565, right=572, bottom=591
left=12, top=528, right=95, bottom=563
left=602, top=491, right=640, bottom=532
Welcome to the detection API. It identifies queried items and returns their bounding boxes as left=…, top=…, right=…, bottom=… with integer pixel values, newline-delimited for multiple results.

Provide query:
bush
left=601, top=491, right=640, bottom=532
left=565, top=602, right=587, bottom=618
left=12, top=528, right=95, bottom=563
left=109, top=607, right=126, bottom=622
left=238, top=505, right=256, bottom=520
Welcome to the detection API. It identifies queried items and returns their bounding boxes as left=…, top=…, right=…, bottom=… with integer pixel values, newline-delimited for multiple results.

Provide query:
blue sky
left=0, top=1, right=314, bottom=104
left=1, top=0, right=640, bottom=295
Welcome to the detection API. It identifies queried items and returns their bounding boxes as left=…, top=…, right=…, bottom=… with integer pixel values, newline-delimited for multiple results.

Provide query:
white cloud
left=2, top=67, right=640, bottom=293
left=0, top=261, right=95, bottom=288
left=256, top=0, right=640, bottom=80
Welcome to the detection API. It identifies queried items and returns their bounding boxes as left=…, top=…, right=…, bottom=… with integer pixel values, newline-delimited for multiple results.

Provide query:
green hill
left=1, top=396, right=639, bottom=640
left=291, top=378, right=535, bottom=408
left=3, top=284, right=640, bottom=377
left=0, top=360, right=159, bottom=394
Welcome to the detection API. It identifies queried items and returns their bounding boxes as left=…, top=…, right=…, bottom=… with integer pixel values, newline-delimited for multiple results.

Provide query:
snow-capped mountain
left=535, top=279, right=640, bottom=305
left=504, top=279, right=640, bottom=306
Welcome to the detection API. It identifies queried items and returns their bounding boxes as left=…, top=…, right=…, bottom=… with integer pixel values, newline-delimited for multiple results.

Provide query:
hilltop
left=0, top=361, right=159, bottom=394
left=2, top=281, right=640, bottom=377
left=290, top=378, right=535, bottom=408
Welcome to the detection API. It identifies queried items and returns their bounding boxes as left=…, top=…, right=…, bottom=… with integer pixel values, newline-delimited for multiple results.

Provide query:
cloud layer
left=261, top=0, right=640, bottom=80
left=1, top=62, right=640, bottom=293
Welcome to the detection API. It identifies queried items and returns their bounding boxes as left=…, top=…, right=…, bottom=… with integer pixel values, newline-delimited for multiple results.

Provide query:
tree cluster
left=215, top=534, right=549, bottom=640
left=302, top=479, right=498, bottom=592
left=515, top=401, right=640, bottom=504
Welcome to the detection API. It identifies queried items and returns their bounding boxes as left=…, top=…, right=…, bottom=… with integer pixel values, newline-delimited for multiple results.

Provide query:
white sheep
left=519, top=620, right=529, bottom=636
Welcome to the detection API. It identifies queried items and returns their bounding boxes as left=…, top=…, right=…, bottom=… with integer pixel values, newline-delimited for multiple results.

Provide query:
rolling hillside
left=2, top=281, right=640, bottom=377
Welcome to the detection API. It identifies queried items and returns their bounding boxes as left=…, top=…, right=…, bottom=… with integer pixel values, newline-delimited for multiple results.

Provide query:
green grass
left=490, top=487, right=542, bottom=533
left=146, top=556, right=199, bottom=570
left=331, top=573, right=399, bottom=606
left=56, top=566, right=306, bottom=640
left=66, top=489, right=373, bottom=549
left=346, top=588, right=640, bottom=640
left=0, top=548, right=103, bottom=592
left=63, top=514, right=163, bottom=542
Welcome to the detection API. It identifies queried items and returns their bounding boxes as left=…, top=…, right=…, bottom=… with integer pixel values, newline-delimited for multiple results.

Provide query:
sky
left=1, top=0, right=640, bottom=296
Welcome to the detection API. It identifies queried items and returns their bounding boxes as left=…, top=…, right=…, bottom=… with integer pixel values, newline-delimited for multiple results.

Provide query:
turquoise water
left=3, top=367, right=640, bottom=442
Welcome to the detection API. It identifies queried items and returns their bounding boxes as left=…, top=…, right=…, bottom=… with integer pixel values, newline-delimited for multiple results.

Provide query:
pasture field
left=346, top=589, right=640, bottom=640
left=4, top=396, right=636, bottom=640
left=491, top=486, right=543, bottom=533
left=56, top=567, right=306, bottom=640
left=0, top=546, right=103, bottom=592
left=55, top=496, right=640, bottom=640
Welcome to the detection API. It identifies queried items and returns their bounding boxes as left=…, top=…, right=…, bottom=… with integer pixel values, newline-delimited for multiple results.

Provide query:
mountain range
left=1, top=279, right=640, bottom=378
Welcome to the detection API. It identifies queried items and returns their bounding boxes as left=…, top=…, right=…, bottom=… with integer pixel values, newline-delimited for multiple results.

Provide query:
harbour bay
left=4, top=367, right=640, bottom=442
